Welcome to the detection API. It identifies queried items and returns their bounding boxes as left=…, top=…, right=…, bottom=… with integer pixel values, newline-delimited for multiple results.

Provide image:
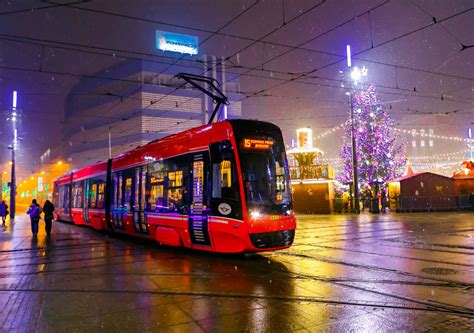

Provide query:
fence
left=332, top=195, right=473, bottom=213
left=394, top=195, right=473, bottom=212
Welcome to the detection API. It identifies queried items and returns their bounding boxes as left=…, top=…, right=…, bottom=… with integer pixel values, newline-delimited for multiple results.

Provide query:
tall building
left=61, top=58, right=241, bottom=168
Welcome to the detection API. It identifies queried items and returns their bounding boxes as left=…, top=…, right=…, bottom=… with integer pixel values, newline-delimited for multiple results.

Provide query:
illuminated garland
left=340, top=85, right=406, bottom=185
left=317, top=123, right=472, bottom=144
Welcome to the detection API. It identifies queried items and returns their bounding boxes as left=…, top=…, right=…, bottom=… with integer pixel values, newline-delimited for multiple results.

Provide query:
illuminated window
left=221, top=160, right=232, bottom=187
left=212, top=159, right=238, bottom=200
left=72, top=182, right=83, bottom=208
left=97, top=183, right=105, bottom=209
left=429, top=140, right=433, bottom=147
left=90, top=183, right=97, bottom=208
left=420, top=140, right=425, bottom=147
left=124, top=177, right=132, bottom=209
left=412, top=140, right=416, bottom=148
left=149, top=184, right=164, bottom=211
left=146, top=156, right=188, bottom=214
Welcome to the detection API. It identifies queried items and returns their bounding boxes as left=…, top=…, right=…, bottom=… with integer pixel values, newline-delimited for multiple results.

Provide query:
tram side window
left=58, top=186, right=64, bottom=208
left=124, top=177, right=132, bottom=209
left=89, top=183, right=97, bottom=208
left=211, top=141, right=239, bottom=201
left=146, top=156, right=189, bottom=214
left=72, top=181, right=83, bottom=208
left=87, top=177, right=106, bottom=209
left=97, top=183, right=105, bottom=209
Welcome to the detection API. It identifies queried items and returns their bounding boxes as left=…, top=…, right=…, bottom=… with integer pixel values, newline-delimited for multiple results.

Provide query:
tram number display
left=242, top=138, right=274, bottom=150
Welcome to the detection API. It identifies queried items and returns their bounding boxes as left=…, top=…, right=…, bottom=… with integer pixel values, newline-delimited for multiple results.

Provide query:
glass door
left=112, top=173, right=124, bottom=229
left=188, top=153, right=210, bottom=246
left=83, top=179, right=90, bottom=224
left=133, top=167, right=148, bottom=234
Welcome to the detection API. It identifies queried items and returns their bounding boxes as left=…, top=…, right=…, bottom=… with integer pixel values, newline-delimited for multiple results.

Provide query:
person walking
left=42, top=200, right=55, bottom=236
left=0, top=200, right=8, bottom=226
left=26, top=199, right=42, bottom=237
left=381, top=189, right=387, bottom=214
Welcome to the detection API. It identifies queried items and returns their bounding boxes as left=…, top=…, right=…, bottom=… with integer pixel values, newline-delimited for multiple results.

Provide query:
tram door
left=83, top=180, right=90, bottom=224
left=132, top=167, right=148, bottom=234
left=112, top=173, right=125, bottom=229
left=188, top=154, right=211, bottom=246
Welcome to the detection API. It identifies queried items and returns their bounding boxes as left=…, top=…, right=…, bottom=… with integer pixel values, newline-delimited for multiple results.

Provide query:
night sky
left=0, top=0, right=473, bottom=178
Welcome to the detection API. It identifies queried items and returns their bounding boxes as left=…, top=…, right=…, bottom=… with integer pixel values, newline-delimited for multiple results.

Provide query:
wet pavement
left=0, top=212, right=473, bottom=332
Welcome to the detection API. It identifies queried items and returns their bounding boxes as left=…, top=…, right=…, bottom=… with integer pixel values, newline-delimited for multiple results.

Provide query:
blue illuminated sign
left=156, top=30, right=199, bottom=55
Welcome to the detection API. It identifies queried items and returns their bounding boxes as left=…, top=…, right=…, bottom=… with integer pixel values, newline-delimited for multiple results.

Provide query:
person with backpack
left=26, top=199, right=42, bottom=237
left=42, top=200, right=55, bottom=236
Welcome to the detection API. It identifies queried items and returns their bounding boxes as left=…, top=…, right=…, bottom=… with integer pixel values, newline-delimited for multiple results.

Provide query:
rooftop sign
left=156, top=30, right=198, bottom=55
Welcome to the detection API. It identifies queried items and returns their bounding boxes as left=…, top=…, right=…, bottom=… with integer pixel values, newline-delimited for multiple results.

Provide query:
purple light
left=346, top=45, right=352, bottom=67
left=12, top=91, right=17, bottom=109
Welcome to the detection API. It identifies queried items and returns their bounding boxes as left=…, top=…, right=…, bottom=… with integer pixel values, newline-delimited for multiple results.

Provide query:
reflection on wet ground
left=0, top=212, right=473, bottom=332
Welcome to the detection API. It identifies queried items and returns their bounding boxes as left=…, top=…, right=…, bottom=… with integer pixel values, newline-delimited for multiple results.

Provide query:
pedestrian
left=42, top=199, right=55, bottom=236
left=0, top=200, right=8, bottom=226
left=0, top=200, right=7, bottom=225
left=469, top=192, right=474, bottom=211
left=26, top=199, right=42, bottom=237
left=381, top=189, right=387, bottom=214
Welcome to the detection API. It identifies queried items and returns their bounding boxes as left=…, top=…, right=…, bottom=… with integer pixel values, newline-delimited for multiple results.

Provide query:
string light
left=314, top=122, right=472, bottom=144
left=392, top=128, right=472, bottom=143
left=408, top=149, right=470, bottom=160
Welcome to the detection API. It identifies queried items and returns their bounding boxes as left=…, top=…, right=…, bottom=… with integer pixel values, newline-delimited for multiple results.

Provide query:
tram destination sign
left=242, top=138, right=274, bottom=150
left=156, top=30, right=199, bottom=55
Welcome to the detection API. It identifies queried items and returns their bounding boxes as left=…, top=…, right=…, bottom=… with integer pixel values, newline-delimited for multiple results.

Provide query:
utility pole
left=346, top=45, right=360, bottom=214
left=9, top=146, right=15, bottom=219
left=349, top=92, right=360, bottom=214
left=9, top=91, right=18, bottom=219
left=108, top=126, right=112, bottom=159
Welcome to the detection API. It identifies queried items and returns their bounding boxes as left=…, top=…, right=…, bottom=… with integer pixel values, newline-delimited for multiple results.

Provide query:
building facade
left=60, top=58, right=241, bottom=168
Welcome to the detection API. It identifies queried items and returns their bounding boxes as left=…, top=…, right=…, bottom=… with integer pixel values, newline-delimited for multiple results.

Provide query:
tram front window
left=238, top=136, right=292, bottom=215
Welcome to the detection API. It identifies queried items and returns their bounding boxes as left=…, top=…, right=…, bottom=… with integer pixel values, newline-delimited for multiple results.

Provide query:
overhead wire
left=230, top=6, right=474, bottom=104
left=2, top=1, right=473, bottom=159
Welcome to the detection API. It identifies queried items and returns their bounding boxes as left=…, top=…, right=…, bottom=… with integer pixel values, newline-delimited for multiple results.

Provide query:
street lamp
left=345, top=46, right=368, bottom=214
left=8, top=145, right=15, bottom=219
left=9, top=91, right=18, bottom=219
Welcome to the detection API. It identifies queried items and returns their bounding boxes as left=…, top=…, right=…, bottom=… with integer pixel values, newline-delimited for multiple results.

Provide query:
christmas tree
left=340, top=85, right=405, bottom=186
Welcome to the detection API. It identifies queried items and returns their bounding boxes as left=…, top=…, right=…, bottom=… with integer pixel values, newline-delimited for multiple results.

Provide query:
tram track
left=0, top=286, right=472, bottom=318
left=299, top=244, right=474, bottom=267
left=277, top=251, right=473, bottom=288
left=0, top=269, right=469, bottom=290
left=297, top=226, right=474, bottom=244
left=272, top=252, right=474, bottom=317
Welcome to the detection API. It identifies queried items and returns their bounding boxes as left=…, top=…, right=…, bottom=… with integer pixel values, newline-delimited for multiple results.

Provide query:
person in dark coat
left=0, top=200, right=8, bottom=226
left=42, top=200, right=55, bottom=236
left=26, top=199, right=42, bottom=237
left=381, top=189, right=387, bottom=214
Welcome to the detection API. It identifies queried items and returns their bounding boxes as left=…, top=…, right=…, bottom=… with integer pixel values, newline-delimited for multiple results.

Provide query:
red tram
left=53, top=119, right=296, bottom=253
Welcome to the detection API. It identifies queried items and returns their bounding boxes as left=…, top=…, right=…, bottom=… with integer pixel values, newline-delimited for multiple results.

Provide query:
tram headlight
left=250, top=211, right=261, bottom=218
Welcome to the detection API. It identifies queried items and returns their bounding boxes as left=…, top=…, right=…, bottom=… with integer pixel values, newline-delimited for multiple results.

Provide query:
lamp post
left=345, top=46, right=368, bottom=214
left=9, top=91, right=18, bottom=219
left=8, top=146, right=15, bottom=219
